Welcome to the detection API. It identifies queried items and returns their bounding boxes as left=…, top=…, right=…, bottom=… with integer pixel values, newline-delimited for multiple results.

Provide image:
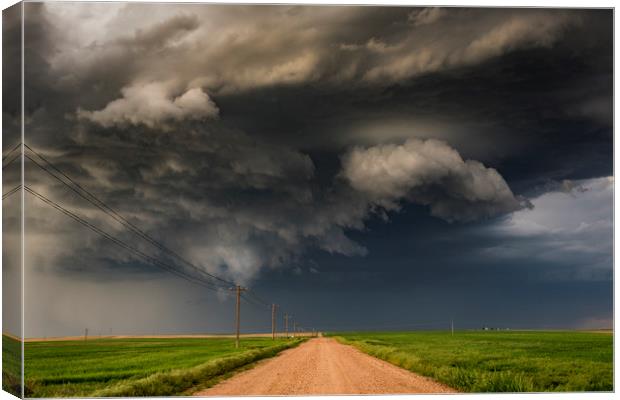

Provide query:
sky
left=2, top=3, right=613, bottom=338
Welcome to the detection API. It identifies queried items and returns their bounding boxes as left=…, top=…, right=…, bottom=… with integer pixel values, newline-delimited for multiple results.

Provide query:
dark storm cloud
left=29, top=5, right=612, bottom=162
left=23, top=4, right=554, bottom=282
left=16, top=3, right=613, bottom=335
left=2, top=2, right=21, bottom=145
left=55, top=6, right=578, bottom=96
left=34, top=5, right=585, bottom=111
left=209, top=9, right=612, bottom=181
left=3, top=3, right=24, bottom=337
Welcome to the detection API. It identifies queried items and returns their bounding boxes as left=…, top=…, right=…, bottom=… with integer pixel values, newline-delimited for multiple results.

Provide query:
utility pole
left=271, top=304, right=278, bottom=340
left=230, top=285, right=247, bottom=348
left=451, top=319, right=454, bottom=336
left=293, top=320, right=296, bottom=338
left=284, top=314, right=289, bottom=338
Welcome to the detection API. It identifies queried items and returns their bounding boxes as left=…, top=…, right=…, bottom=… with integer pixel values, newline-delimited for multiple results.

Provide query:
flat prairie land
left=333, top=331, right=612, bottom=392
left=18, top=336, right=302, bottom=397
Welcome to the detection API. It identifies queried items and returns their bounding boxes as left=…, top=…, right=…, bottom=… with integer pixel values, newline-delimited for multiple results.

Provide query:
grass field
left=18, top=336, right=302, bottom=397
left=333, top=331, right=612, bottom=392
left=2, top=335, right=22, bottom=397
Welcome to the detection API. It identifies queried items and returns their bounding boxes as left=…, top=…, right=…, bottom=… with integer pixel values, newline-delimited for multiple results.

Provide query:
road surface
left=196, top=337, right=456, bottom=395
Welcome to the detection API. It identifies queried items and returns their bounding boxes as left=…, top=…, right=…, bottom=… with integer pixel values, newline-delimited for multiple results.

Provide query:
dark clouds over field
left=3, top=3, right=612, bottom=336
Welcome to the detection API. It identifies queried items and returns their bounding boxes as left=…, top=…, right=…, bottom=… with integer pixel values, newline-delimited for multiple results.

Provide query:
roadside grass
left=2, top=335, right=22, bottom=397
left=23, top=336, right=303, bottom=397
left=178, top=356, right=264, bottom=396
left=333, top=331, right=612, bottom=392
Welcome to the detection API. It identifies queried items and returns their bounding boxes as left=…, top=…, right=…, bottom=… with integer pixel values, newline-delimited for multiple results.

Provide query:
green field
left=15, top=336, right=302, bottom=397
left=333, top=331, right=613, bottom=392
left=5, top=331, right=613, bottom=396
left=2, top=335, right=22, bottom=397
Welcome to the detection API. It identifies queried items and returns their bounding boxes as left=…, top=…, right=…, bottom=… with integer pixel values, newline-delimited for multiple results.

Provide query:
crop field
left=13, top=335, right=302, bottom=397
left=333, top=331, right=613, bottom=392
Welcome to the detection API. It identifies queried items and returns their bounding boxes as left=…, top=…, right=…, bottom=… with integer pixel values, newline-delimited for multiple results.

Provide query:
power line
left=24, top=147, right=233, bottom=288
left=244, top=289, right=271, bottom=307
left=2, top=184, right=22, bottom=200
left=2, top=142, right=21, bottom=161
left=2, top=151, right=21, bottom=170
left=240, top=293, right=270, bottom=310
left=240, top=292, right=263, bottom=306
left=22, top=143, right=303, bottom=338
left=23, top=144, right=235, bottom=288
left=24, top=186, right=226, bottom=292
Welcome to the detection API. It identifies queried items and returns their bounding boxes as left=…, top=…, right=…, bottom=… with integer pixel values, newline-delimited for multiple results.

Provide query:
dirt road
left=196, top=338, right=455, bottom=395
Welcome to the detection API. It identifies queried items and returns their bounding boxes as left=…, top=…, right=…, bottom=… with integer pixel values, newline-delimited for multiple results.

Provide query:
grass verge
left=91, top=340, right=302, bottom=397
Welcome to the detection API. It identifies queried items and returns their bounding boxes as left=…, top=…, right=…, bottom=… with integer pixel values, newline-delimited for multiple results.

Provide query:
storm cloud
left=77, top=83, right=219, bottom=129
left=43, top=5, right=580, bottom=96
left=8, top=3, right=612, bottom=336
left=341, top=138, right=528, bottom=221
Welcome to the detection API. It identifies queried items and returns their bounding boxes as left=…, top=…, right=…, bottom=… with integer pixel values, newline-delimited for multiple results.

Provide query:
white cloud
left=497, top=177, right=612, bottom=236
left=482, top=177, right=613, bottom=280
left=341, top=138, right=524, bottom=222
left=77, top=82, right=219, bottom=129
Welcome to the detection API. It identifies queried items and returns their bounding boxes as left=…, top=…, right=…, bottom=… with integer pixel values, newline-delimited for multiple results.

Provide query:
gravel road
left=196, top=337, right=455, bottom=395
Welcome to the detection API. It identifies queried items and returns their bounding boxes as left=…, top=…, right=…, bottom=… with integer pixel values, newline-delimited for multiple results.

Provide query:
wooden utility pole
left=284, top=314, right=289, bottom=338
left=230, top=285, right=247, bottom=348
left=271, top=304, right=278, bottom=340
